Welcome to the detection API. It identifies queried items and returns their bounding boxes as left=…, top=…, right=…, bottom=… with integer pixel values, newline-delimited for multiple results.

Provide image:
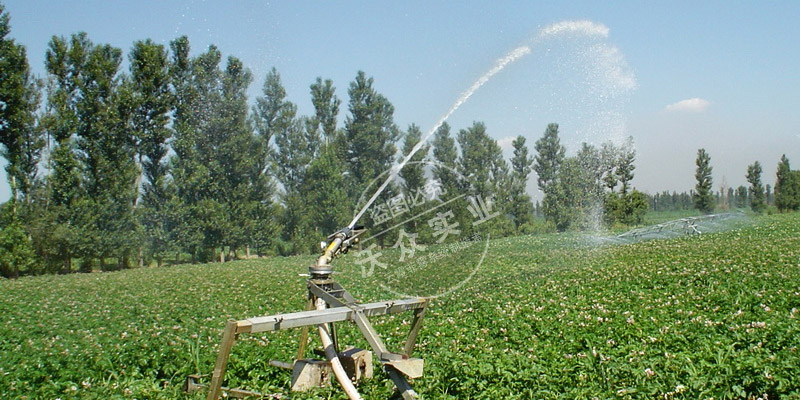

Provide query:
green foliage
left=2, top=213, right=800, bottom=398
left=0, top=5, right=43, bottom=203
left=398, top=124, right=432, bottom=238
left=694, top=148, right=715, bottom=214
left=128, top=39, right=174, bottom=263
left=736, top=185, right=749, bottom=208
left=0, top=203, right=36, bottom=277
left=746, top=161, right=765, bottom=214
left=605, top=190, right=649, bottom=225
left=457, top=121, right=507, bottom=202
left=344, top=71, right=400, bottom=199
left=775, top=155, right=800, bottom=212
left=399, top=124, right=428, bottom=195
left=508, top=136, right=535, bottom=229
left=301, top=142, right=351, bottom=247
left=533, top=123, right=565, bottom=190
left=615, top=137, right=636, bottom=195
left=533, top=131, right=645, bottom=231
left=309, top=77, right=340, bottom=139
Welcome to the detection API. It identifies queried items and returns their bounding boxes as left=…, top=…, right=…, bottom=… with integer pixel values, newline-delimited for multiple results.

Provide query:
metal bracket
left=197, top=290, right=428, bottom=400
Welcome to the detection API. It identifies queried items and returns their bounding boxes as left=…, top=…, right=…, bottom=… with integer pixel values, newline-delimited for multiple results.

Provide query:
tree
left=399, top=124, right=428, bottom=195
left=457, top=122, right=508, bottom=201
left=775, top=154, right=799, bottom=212
left=735, top=185, right=748, bottom=208
left=169, top=42, right=231, bottom=261
left=600, top=141, right=618, bottom=191
left=430, top=121, right=470, bottom=237
left=252, top=67, right=295, bottom=148
left=216, top=56, right=269, bottom=259
left=746, top=161, right=765, bottom=214
left=344, top=71, right=400, bottom=199
left=301, top=142, right=350, bottom=250
left=575, top=142, right=606, bottom=227
left=534, top=123, right=566, bottom=230
left=254, top=69, right=323, bottom=253
left=508, top=135, right=534, bottom=229
left=398, top=123, right=430, bottom=236
left=548, top=157, right=580, bottom=231
left=0, top=203, right=35, bottom=277
left=457, top=121, right=511, bottom=236
left=42, top=33, right=139, bottom=271
left=344, top=71, right=399, bottom=247
left=0, top=3, right=43, bottom=205
left=615, top=137, right=636, bottom=195
left=693, top=148, right=714, bottom=213
left=309, top=77, right=341, bottom=140
left=127, top=39, right=173, bottom=265
left=431, top=122, right=460, bottom=196
left=533, top=123, right=565, bottom=190
left=75, top=37, right=139, bottom=270
left=765, top=184, right=772, bottom=206
left=274, top=118, right=319, bottom=194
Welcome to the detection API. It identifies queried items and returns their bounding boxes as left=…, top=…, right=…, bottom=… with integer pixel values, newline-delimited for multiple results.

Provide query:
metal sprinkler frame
left=189, top=226, right=429, bottom=400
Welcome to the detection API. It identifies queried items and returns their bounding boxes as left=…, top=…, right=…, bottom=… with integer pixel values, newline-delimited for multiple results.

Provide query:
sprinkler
left=188, top=224, right=428, bottom=400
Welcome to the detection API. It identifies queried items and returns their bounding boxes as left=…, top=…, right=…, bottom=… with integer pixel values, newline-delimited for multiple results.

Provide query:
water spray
left=193, top=19, right=627, bottom=400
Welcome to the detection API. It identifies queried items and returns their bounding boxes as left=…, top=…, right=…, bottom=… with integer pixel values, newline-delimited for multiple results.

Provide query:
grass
left=1, top=213, right=799, bottom=399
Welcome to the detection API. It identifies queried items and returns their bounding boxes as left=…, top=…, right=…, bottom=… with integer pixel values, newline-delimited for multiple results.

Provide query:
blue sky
left=2, top=0, right=799, bottom=201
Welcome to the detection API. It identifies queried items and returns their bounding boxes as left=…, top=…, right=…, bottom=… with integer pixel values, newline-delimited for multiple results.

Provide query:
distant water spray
left=350, top=20, right=628, bottom=229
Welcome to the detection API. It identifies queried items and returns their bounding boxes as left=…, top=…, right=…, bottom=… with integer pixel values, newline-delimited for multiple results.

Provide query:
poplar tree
left=615, top=137, right=636, bottom=195
left=746, top=161, right=765, bottom=213
left=693, top=148, right=715, bottom=214
left=169, top=42, right=229, bottom=261
left=430, top=121, right=469, bottom=237
left=44, top=33, right=135, bottom=271
left=775, top=155, right=799, bottom=212
left=0, top=3, right=43, bottom=205
left=309, top=77, right=340, bottom=140
left=457, top=121, right=507, bottom=200
left=344, top=71, right=399, bottom=246
left=302, top=142, right=351, bottom=248
left=127, top=39, right=173, bottom=265
left=431, top=122, right=460, bottom=196
left=457, top=121, right=510, bottom=236
left=398, top=123, right=429, bottom=236
left=533, top=123, right=565, bottom=191
left=344, top=71, right=399, bottom=199
left=508, top=135, right=534, bottom=229
left=0, top=3, right=40, bottom=277
left=399, top=123, right=428, bottom=196
left=534, top=123, right=566, bottom=229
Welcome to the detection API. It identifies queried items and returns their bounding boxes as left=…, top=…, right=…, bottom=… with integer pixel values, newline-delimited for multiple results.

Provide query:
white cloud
left=664, top=98, right=711, bottom=113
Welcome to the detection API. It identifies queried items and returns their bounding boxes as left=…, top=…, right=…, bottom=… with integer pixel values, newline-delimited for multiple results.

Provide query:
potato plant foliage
left=1, top=213, right=799, bottom=399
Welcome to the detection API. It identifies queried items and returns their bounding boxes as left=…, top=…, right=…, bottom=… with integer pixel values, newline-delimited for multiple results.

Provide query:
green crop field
left=1, top=213, right=799, bottom=399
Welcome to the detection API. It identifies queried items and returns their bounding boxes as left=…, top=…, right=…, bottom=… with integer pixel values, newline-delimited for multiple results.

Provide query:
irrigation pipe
left=316, top=298, right=363, bottom=400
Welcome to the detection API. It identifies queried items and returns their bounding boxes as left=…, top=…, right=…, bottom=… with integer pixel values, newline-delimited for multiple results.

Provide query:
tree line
left=2, top=4, right=798, bottom=277
left=691, top=148, right=800, bottom=215
left=0, top=3, right=648, bottom=277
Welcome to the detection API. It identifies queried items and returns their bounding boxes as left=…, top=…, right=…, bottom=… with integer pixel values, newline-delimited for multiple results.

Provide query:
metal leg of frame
left=207, top=320, right=238, bottom=400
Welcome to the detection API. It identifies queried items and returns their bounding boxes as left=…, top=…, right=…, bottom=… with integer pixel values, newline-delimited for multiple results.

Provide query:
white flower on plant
left=644, top=368, right=655, bottom=377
